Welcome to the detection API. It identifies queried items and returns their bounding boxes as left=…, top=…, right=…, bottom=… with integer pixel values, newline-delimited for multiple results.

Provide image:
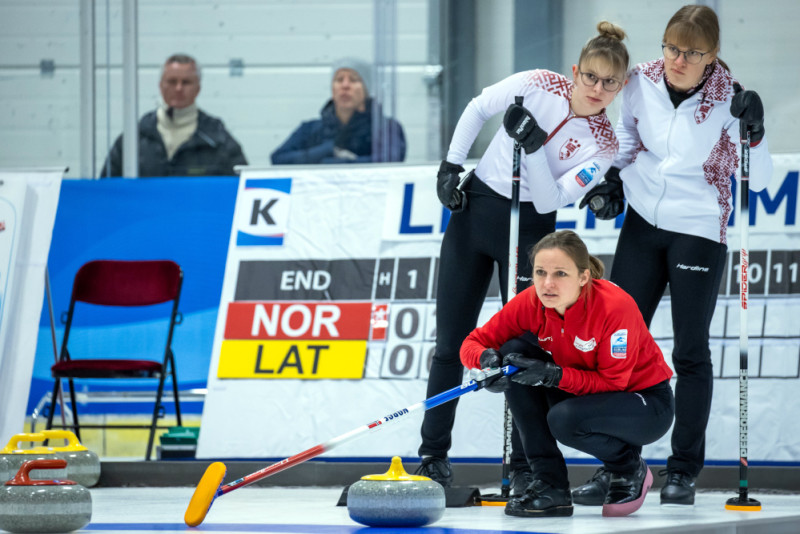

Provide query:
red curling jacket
left=461, top=279, right=673, bottom=395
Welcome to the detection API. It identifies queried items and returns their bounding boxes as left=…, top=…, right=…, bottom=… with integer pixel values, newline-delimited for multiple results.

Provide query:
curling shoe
left=602, top=458, right=653, bottom=517
left=659, top=469, right=696, bottom=506
left=510, top=466, right=535, bottom=496
left=571, top=467, right=611, bottom=506
left=505, top=479, right=573, bottom=517
left=414, top=456, right=453, bottom=487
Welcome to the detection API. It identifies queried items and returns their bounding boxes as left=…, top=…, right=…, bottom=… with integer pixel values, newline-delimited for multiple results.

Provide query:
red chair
left=45, top=260, right=184, bottom=460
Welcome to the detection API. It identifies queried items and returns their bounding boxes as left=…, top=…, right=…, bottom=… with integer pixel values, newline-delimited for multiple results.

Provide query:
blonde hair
left=530, top=230, right=605, bottom=280
left=663, top=4, right=729, bottom=71
left=579, top=21, right=629, bottom=81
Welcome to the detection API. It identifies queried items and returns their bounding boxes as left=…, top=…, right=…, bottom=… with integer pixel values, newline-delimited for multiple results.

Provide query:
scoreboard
left=197, top=160, right=800, bottom=462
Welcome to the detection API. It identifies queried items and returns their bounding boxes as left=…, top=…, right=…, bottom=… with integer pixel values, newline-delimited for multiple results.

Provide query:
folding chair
left=45, top=260, right=184, bottom=460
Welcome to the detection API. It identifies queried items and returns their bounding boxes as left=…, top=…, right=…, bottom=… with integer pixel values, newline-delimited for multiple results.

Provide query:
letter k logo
left=251, top=198, right=278, bottom=225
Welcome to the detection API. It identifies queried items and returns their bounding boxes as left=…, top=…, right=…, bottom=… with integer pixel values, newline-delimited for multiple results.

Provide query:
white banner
left=0, top=168, right=64, bottom=441
left=198, top=157, right=800, bottom=463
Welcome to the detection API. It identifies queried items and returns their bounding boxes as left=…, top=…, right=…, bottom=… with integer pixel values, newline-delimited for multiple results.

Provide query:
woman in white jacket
left=417, top=21, right=629, bottom=493
left=578, top=4, right=773, bottom=507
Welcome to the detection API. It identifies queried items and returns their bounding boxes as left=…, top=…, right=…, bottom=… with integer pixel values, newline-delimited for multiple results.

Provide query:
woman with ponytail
left=461, top=230, right=674, bottom=518
left=418, top=20, right=630, bottom=495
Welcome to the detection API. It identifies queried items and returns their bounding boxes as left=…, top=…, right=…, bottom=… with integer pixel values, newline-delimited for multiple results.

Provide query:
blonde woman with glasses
left=578, top=4, right=773, bottom=507
left=418, top=21, right=629, bottom=496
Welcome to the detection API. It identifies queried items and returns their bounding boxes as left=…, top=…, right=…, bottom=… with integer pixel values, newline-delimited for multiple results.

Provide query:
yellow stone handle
left=38, top=429, right=88, bottom=451
left=360, top=456, right=433, bottom=481
left=0, top=432, right=47, bottom=454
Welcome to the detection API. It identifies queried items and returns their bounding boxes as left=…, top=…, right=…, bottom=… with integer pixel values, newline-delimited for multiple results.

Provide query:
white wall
left=472, top=0, right=514, bottom=155
left=0, top=1, right=797, bottom=178
left=0, top=0, right=432, bottom=177
left=559, top=0, right=800, bottom=153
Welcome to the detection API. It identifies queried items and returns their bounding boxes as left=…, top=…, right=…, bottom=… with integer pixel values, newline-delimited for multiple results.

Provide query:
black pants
left=419, top=177, right=556, bottom=466
left=610, top=208, right=727, bottom=477
left=506, top=375, right=674, bottom=490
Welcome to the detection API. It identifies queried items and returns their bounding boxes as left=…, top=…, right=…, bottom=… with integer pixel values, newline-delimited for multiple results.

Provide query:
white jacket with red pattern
left=446, top=69, right=619, bottom=213
left=614, top=59, right=773, bottom=244
left=461, top=279, right=673, bottom=396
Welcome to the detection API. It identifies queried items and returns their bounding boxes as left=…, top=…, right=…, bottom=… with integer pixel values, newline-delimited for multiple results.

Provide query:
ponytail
left=579, top=21, right=629, bottom=80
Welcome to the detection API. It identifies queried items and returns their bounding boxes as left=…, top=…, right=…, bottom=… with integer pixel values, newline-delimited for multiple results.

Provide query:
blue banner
left=27, top=177, right=238, bottom=415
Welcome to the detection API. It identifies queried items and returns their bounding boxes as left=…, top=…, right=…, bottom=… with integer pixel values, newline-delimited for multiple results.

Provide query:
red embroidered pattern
left=638, top=59, right=664, bottom=84
left=524, top=69, right=572, bottom=100
left=703, top=132, right=739, bottom=244
left=632, top=141, right=648, bottom=163
left=587, top=115, right=618, bottom=160
left=631, top=117, right=647, bottom=163
left=701, top=62, right=734, bottom=102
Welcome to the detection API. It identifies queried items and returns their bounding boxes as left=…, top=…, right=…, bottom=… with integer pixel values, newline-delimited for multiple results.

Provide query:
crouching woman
left=462, top=230, right=674, bottom=518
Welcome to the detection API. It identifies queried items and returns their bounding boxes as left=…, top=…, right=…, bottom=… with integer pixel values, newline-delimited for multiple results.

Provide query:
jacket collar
left=639, top=58, right=733, bottom=103
left=142, top=107, right=221, bottom=147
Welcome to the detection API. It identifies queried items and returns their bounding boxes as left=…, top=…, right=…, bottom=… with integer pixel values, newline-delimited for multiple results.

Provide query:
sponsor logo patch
left=575, top=162, right=601, bottom=187
left=611, top=329, right=628, bottom=359
left=573, top=336, right=597, bottom=352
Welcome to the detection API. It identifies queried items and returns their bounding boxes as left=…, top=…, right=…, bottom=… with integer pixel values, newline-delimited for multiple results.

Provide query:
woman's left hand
left=731, top=84, right=765, bottom=144
left=505, top=353, right=562, bottom=388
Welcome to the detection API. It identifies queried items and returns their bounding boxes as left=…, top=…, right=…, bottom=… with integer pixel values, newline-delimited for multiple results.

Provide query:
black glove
left=436, top=160, right=467, bottom=212
left=505, top=352, right=562, bottom=388
left=731, top=84, right=765, bottom=144
left=478, top=349, right=510, bottom=393
left=578, top=167, right=625, bottom=220
left=503, top=103, right=548, bottom=154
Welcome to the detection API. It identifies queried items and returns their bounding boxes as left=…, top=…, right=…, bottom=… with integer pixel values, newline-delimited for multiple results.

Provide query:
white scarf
left=156, top=103, right=199, bottom=160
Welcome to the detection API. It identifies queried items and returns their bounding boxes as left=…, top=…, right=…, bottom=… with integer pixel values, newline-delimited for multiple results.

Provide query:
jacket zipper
left=653, top=106, right=678, bottom=227
left=544, top=110, right=576, bottom=145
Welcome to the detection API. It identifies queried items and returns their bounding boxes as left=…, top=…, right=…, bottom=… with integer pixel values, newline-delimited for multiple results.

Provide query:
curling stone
left=0, top=433, right=67, bottom=482
left=0, top=459, right=92, bottom=533
left=39, top=430, right=101, bottom=488
left=0, top=457, right=9, bottom=483
left=347, top=456, right=445, bottom=528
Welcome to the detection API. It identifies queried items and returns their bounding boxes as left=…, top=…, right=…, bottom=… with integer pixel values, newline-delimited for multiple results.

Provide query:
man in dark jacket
left=270, top=58, right=405, bottom=164
left=101, top=54, right=247, bottom=177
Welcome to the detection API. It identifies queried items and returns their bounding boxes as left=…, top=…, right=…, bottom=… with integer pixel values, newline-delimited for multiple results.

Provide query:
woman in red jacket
left=462, top=230, right=674, bottom=518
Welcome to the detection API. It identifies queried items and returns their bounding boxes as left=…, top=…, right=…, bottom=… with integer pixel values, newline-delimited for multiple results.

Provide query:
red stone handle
left=6, top=459, right=75, bottom=486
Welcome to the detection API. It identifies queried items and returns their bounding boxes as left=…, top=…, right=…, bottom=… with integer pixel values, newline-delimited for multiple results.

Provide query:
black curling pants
left=610, top=208, right=727, bottom=477
left=506, top=375, right=674, bottom=489
left=419, top=177, right=555, bottom=467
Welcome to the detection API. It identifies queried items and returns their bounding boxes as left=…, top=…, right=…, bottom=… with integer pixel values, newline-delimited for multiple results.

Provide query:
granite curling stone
left=0, top=433, right=66, bottom=482
left=0, top=457, right=9, bottom=484
left=0, top=459, right=92, bottom=534
left=347, top=456, right=445, bottom=528
left=40, top=430, right=101, bottom=487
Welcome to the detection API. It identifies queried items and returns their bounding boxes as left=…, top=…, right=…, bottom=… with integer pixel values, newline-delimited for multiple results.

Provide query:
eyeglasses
left=578, top=71, right=621, bottom=92
left=662, top=44, right=710, bottom=65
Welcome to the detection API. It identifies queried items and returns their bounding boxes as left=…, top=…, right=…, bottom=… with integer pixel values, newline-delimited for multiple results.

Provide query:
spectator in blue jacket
left=271, top=58, right=406, bottom=164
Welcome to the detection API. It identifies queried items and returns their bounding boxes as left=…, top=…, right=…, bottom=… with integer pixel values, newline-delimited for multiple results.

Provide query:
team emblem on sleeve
left=611, top=329, right=628, bottom=359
